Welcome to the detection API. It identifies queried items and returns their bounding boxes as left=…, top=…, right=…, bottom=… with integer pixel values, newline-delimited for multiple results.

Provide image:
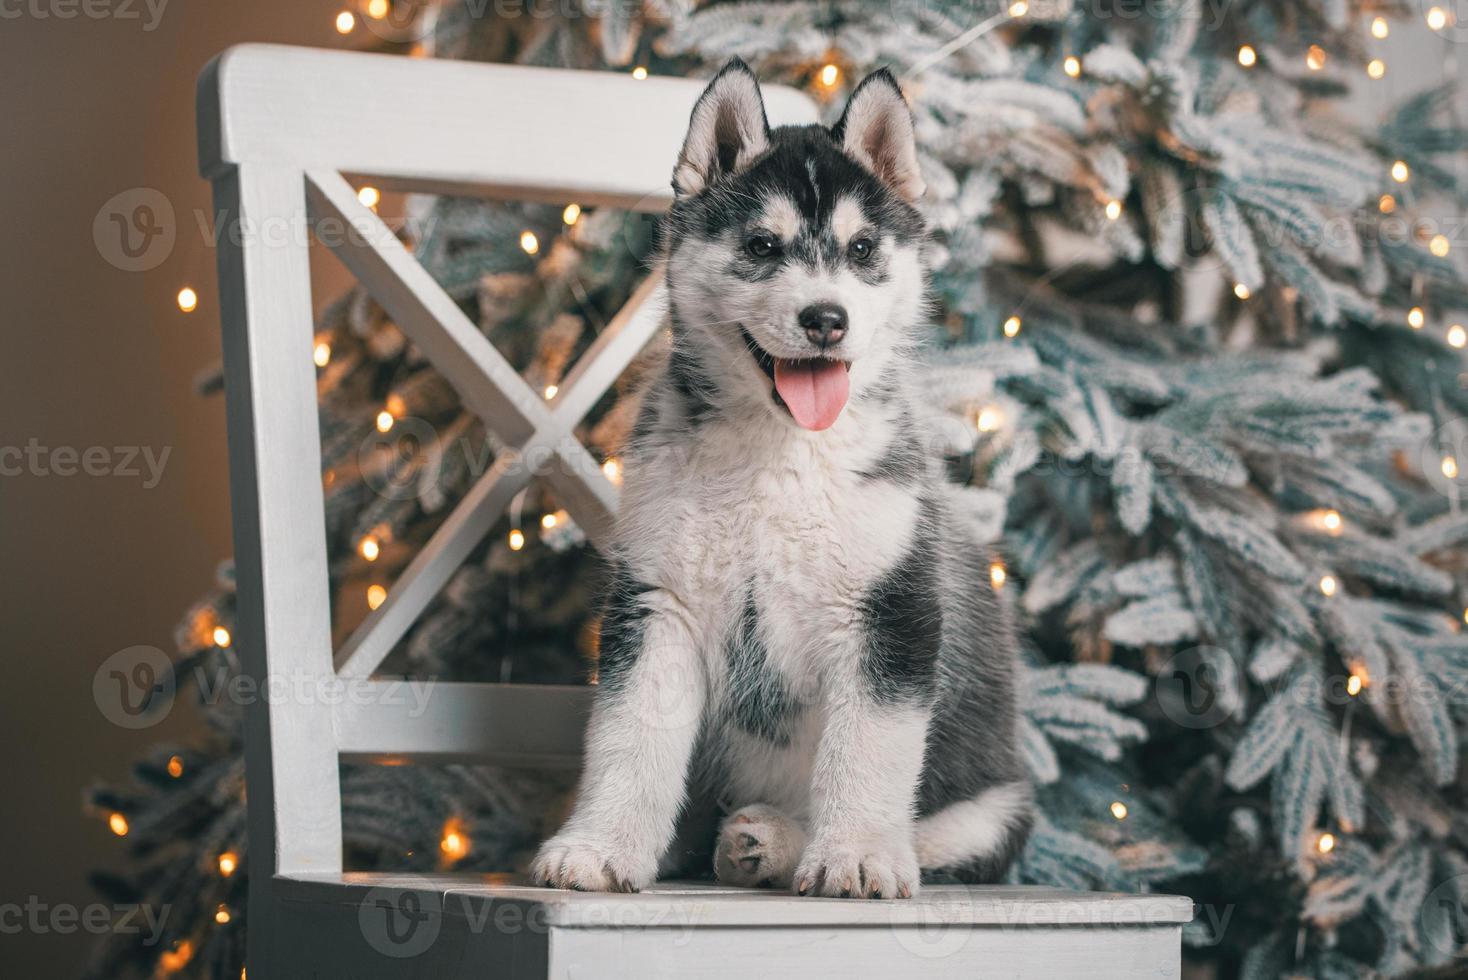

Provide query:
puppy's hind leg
left=714, top=804, right=806, bottom=889
left=915, top=781, right=1033, bottom=884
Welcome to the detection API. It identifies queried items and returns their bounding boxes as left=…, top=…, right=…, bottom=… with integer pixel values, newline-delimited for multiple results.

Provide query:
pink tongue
left=773, top=358, right=850, bottom=431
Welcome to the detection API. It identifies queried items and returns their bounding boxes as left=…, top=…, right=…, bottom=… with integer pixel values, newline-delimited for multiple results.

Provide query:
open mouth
left=740, top=328, right=852, bottom=432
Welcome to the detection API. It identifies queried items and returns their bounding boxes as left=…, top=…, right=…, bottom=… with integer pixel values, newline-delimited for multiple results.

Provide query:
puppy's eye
left=746, top=234, right=779, bottom=258
left=849, top=237, right=876, bottom=261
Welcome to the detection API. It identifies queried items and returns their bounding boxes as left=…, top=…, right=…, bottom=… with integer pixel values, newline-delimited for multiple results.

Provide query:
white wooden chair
left=199, top=43, right=1191, bottom=979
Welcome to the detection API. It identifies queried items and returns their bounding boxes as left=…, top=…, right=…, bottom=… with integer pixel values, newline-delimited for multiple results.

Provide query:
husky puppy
left=532, top=60, right=1031, bottom=899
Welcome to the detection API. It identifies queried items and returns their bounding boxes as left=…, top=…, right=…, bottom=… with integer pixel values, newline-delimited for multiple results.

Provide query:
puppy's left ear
left=834, top=70, right=925, bottom=203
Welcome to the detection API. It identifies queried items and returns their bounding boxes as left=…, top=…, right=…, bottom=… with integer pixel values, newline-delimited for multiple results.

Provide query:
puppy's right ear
left=673, top=58, right=770, bottom=197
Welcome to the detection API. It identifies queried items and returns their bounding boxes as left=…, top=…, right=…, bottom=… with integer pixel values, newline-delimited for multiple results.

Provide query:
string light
left=1409, top=306, right=1426, bottom=329
left=541, top=512, right=559, bottom=530
left=1320, top=509, right=1343, bottom=532
left=990, top=561, right=1007, bottom=589
left=215, top=904, right=232, bottom=925
left=1430, top=234, right=1451, bottom=258
left=1233, top=283, right=1252, bottom=300
left=218, top=851, right=239, bottom=876
left=1443, top=455, right=1459, bottom=479
left=976, top=405, right=1002, bottom=432
left=366, top=0, right=390, bottom=18
left=562, top=203, right=581, bottom=226
left=1450, top=324, right=1467, bottom=349
left=1371, top=16, right=1389, bottom=39
left=108, top=812, right=129, bottom=837
left=159, top=940, right=194, bottom=973
left=334, top=10, right=355, bottom=33
left=1237, top=45, right=1257, bottom=68
left=1009, top=0, right=1028, bottom=16
left=816, top=63, right=842, bottom=90
left=602, top=458, right=623, bottom=484
left=1391, top=160, right=1411, bottom=183
left=519, top=230, right=540, bottom=255
left=1319, top=574, right=1338, bottom=597
left=543, top=384, right=559, bottom=400
left=176, top=287, right=198, bottom=313
left=1063, top=55, right=1081, bottom=77
left=1110, top=801, right=1129, bottom=820
left=167, top=755, right=184, bottom=778
left=1104, top=198, right=1123, bottom=221
left=1346, top=672, right=1365, bottom=697
left=359, top=535, right=380, bottom=561
left=212, top=625, right=231, bottom=648
left=1379, top=194, right=1396, bottom=214
left=1427, top=6, right=1449, bottom=31
left=1003, top=315, right=1022, bottom=338
left=440, top=818, right=470, bottom=861
left=313, top=341, right=332, bottom=367
left=631, top=66, right=649, bottom=80
left=375, top=409, right=394, bottom=433
left=508, top=529, right=525, bottom=551
left=1367, top=59, right=1386, bottom=80
left=367, top=584, right=387, bottom=610
left=1316, top=832, right=1336, bottom=854
left=357, top=186, right=381, bottom=209
left=1306, top=45, right=1326, bottom=71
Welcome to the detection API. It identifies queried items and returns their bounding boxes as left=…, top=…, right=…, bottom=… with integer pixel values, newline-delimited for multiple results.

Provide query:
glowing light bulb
left=1371, top=16, right=1389, bottom=39
left=520, top=230, right=540, bottom=255
left=212, top=626, right=231, bottom=648
left=176, top=287, right=198, bottom=313
left=1450, top=324, right=1467, bottom=349
left=817, top=63, right=841, bottom=89
left=1233, top=283, right=1252, bottom=300
left=108, top=812, right=129, bottom=837
left=1003, top=315, right=1022, bottom=338
left=1319, top=574, right=1338, bottom=597
left=313, top=341, right=332, bottom=367
left=1409, top=306, right=1426, bottom=329
left=1346, top=673, right=1363, bottom=696
left=218, top=851, right=239, bottom=876
left=977, top=406, right=1002, bottom=433
left=990, top=561, right=1007, bottom=589
left=1321, top=510, right=1342, bottom=532
left=335, top=10, right=356, bottom=33
left=1105, top=199, right=1123, bottom=221
left=541, top=512, right=559, bottom=530
left=1367, top=59, right=1386, bottom=80
left=1237, top=45, right=1257, bottom=68
left=1392, top=160, right=1410, bottom=183
left=215, top=904, right=232, bottom=924
left=366, top=0, right=390, bottom=18
left=357, top=186, right=380, bottom=209
left=1443, top=456, right=1459, bottom=479
left=631, top=66, right=649, bottom=80
left=1063, top=56, right=1081, bottom=77
left=562, top=203, right=581, bottom=226
left=359, top=536, right=380, bottom=561
left=1009, top=0, right=1028, bottom=16
left=1316, top=832, right=1336, bottom=854
left=1306, top=45, right=1326, bottom=71
left=440, top=819, right=470, bottom=861
left=1427, top=6, right=1449, bottom=31
left=543, top=384, right=559, bottom=400
left=508, top=529, right=525, bottom=551
left=159, top=940, right=194, bottom=973
left=376, top=410, right=394, bottom=433
left=1110, top=801, right=1128, bottom=820
left=1379, top=194, right=1396, bottom=214
left=1430, top=234, right=1451, bottom=258
left=167, top=755, right=184, bottom=778
left=602, top=458, right=622, bottom=484
left=367, top=584, right=387, bottom=610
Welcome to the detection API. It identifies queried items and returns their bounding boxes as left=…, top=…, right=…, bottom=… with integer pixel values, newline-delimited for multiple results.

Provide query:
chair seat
left=267, top=873, right=1191, bottom=978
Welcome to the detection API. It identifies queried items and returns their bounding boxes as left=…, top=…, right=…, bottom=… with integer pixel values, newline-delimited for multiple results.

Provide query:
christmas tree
left=88, top=1, right=1468, bottom=976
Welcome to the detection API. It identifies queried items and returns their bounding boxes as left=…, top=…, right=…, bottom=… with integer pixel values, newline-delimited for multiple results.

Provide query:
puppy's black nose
left=799, top=304, right=848, bottom=348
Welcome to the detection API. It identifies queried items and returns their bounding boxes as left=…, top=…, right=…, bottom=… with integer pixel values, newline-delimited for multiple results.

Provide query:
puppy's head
left=664, top=59, right=927, bottom=432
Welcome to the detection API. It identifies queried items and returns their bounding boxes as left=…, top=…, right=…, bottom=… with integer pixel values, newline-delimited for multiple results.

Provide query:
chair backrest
left=197, top=43, right=819, bottom=887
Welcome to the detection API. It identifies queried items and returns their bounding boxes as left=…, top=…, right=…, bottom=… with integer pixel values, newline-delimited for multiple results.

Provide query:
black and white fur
left=532, top=61, right=1031, bottom=899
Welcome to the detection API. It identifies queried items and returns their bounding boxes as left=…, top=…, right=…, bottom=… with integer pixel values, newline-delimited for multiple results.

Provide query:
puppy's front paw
left=715, top=803, right=805, bottom=889
left=794, top=832, right=919, bottom=900
left=531, top=835, right=653, bottom=893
